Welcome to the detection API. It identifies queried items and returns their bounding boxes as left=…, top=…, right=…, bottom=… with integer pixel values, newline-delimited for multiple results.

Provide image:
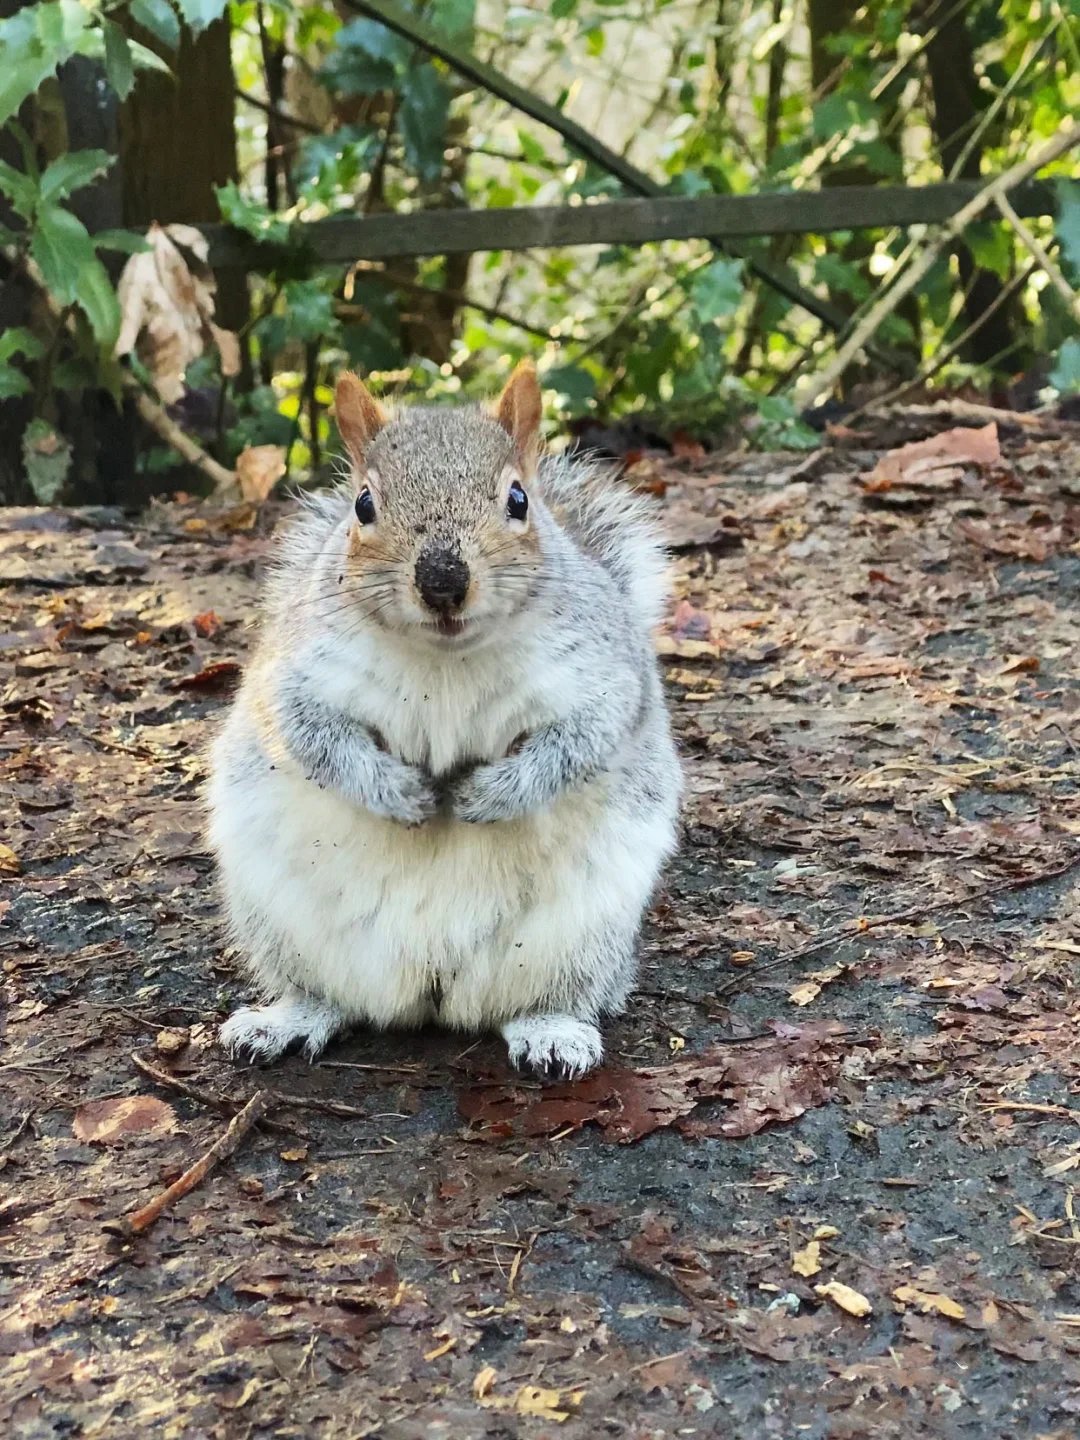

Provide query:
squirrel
left=207, top=360, right=681, bottom=1079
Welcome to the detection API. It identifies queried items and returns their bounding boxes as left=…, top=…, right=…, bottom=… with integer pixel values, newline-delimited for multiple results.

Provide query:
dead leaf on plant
left=235, top=445, right=287, bottom=504
left=73, top=1095, right=177, bottom=1146
left=115, top=222, right=240, bottom=403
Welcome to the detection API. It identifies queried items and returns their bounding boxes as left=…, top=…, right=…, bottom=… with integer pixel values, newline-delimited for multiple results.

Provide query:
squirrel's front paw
left=375, top=763, right=438, bottom=826
left=449, top=760, right=522, bottom=824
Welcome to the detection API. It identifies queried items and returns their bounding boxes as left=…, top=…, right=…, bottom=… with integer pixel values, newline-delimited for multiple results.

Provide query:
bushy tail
left=539, top=449, right=671, bottom=630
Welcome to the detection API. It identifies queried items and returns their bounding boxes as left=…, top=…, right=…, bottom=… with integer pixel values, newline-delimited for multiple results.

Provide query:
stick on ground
left=104, top=1088, right=272, bottom=1238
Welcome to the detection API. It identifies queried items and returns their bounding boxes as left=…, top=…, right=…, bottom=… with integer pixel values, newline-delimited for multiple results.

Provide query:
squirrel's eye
left=354, top=488, right=376, bottom=525
left=507, top=481, right=528, bottom=522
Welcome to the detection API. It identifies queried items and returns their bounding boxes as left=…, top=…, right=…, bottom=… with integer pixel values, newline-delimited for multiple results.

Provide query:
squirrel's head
left=332, top=361, right=545, bottom=647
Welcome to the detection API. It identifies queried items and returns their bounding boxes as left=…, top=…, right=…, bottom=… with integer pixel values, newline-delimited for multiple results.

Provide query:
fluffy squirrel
left=207, top=360, right=681, bottom=1079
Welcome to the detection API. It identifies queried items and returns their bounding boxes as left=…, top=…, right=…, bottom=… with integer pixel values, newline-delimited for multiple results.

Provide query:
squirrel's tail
left=539, top=450, right=670, bottom=631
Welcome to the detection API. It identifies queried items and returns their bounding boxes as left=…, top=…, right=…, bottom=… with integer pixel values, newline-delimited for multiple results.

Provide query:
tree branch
left=798, top=120, right=1080, bottom=405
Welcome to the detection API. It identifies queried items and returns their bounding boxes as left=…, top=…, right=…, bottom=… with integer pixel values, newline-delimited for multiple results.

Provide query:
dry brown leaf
left=235, top=445, right=287, bottom=504
left=893, top=1284, right=967, bottom=1321
left=115, top=222, right=240, bottom=403
left=792, top=1240, right=822, bottom=1277
left=73, top=1095, right=177, bottom=1146
left=859, top=422, right=1000, bottom=492
left=815, top=1281, right=872, bottom=1317
left=459, top=1024, right=846, bottom=1144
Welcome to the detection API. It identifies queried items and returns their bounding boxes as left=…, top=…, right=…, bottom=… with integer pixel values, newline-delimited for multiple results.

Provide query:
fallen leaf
left=815, top=1281, right=872, bottom=1318
left=114, top=222, right=239, bottom=402
left=73, top=1095, right=177, bottom=1146
left=459, top=1030, right=844, bottom=1144
left=192, top=610, right=220, bottom=639
left=789, top=965, right=843, bottom=1007
left=860, top=423, right=1000, bottom=493
left=172, top=660, right=242, bottom=692
left=479, top=1385, right=584, bottom=1422
left=235, top=445, right=286, bottom=505
left=893, top=1284, right=966, bottom=1321
left=792, top=1240, right=821, bottom=1277
left=424, top=1334, right=457, bottom=1361
left=154, top=1028, right=190, bottom=1057
left=0, top=843, right=21, bottom=876
left=473, top=1366, right=498, bottom=1399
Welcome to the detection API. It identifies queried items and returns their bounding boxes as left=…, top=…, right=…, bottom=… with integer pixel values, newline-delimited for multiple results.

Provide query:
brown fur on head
left=332, top=366, right=546, bottom=647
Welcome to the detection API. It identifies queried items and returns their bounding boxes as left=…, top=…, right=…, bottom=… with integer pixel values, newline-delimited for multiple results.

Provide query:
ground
left=1, top=406, right=1079, bottom=1439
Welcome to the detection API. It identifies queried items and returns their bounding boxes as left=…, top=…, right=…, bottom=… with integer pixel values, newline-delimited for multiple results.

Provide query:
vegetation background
left=1, top=0, right=1078, bottom=503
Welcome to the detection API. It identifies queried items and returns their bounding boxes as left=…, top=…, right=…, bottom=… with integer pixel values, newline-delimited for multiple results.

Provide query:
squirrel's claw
left=502, top=1015, right=603, bottom=1082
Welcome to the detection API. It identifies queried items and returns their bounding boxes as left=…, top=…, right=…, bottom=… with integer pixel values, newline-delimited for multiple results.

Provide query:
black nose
left=415, top=546, right=470, bottom=613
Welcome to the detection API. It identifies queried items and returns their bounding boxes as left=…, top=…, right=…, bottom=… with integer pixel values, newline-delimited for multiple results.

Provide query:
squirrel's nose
left=415, top=546, right=470, bottom=613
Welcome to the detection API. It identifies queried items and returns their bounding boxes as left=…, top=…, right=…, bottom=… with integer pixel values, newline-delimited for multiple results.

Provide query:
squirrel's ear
left=335, top=372, right=386, bottom=468
left=495, top=359, right=542, bottom=471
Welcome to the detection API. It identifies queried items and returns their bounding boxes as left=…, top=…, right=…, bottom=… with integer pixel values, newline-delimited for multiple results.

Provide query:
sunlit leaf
left=130, top=0, right=181, bottom=50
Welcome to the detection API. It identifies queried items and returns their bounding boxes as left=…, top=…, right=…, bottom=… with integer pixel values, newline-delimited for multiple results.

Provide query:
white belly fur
left=208, top=731, right=671, bottom=1029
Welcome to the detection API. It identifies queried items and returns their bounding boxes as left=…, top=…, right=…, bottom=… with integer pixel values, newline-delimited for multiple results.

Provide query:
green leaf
left=430, top=0, right=474, bottom=41
left=542, top=363, right=596, bottom=405
left=216, top=180, right=291, bottom=246
left=22, top=419, right=72, bottom=504
left=39, top=149, right=114, bottom=204
left=72, top=27, right=171, bottom=75
left=173, top=0, right=228, bottom=35
left=1049, top=337, right=1080, bottom=394
left=31, top=204, right=121, bottom=346
left=400, top=64, right=450, bottom=183
left=322, top=19, right=409, bottom=94
left=130, top=0, right=181, bottom=50
left=103, top=20, right=135, bottom=99
left=280, top=278, right=336, bottom=342
left=691, top=258, right=744, bottom=323
left=0, top=158, right=39, bottom=219
left=0, top=365, right=32, bottom=400
left=1056, top=180, right=1080, bottom=278
left=0, top=328, right=43, bottom=400
left=551, top=0, right=576, bottom=16
left=91, top=228, right=152, bottom=254
left=0, top=327, right=45, bottom=364
left=0, top=0, right=93, bottom=126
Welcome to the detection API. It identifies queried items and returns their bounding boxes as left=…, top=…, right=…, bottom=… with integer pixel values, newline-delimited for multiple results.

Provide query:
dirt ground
left=2, top=407, right=1079, bottom=1439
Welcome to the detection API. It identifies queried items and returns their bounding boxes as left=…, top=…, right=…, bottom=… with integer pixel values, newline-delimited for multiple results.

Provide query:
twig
left=996, top=192, right=1080, bottom=323
left=799, top=120, right=1080, bottom=404
left=130, top=1051, right=235, bottom=1112
left=235, top=86, right=322, bottom=135
left=717, top=851, right=1080, bottom=998
left=618, top=1248, right=708, bottom=1309
left=129, top=389, right=237, bottom=493
left=105, top=1089, right=272, bottom=1238
left=130, top=1049, right=367, bottom=1120
left=850, top=258, right=1038, bottom=419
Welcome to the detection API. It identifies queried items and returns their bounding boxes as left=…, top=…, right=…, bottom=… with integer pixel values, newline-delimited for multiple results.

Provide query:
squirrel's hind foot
left=221, top=992, right=346, bottom=1065
left=502, top=1015, right=603, bottom=1082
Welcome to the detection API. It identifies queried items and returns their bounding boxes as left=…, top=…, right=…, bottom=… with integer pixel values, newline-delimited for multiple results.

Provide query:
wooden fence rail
left=202, top=179, right=1057, bottom=270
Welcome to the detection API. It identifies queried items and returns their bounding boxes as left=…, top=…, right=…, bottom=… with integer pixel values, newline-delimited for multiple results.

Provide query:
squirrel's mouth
left=432, top=615, right=467, bottom=639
